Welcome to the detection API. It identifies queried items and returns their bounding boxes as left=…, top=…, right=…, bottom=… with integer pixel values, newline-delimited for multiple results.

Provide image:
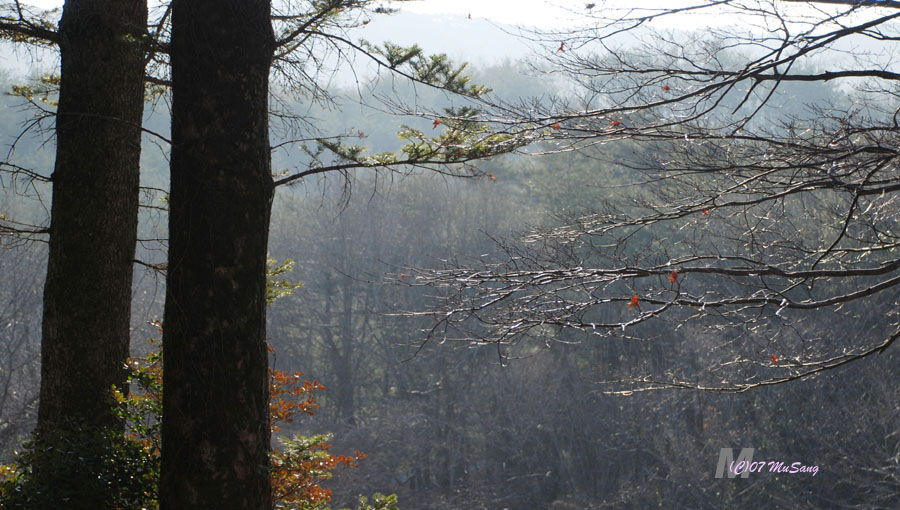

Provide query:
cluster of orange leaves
left=269, top=368, right=323, bottom=433
left=268, top=366, right=367, bottom=507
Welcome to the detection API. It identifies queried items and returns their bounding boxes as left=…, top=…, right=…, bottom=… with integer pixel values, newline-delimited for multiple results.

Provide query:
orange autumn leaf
left=702, top=208, right=709, bottom=216
left=610, top=120, right=623, bottom=127
left=627, top=295, right=640, bottom=309
left=433, top=119, right=441, bottom=129
left=662, top=84, right=670, bottom=91
left=669, top=271, right=678, bottom=284
left=551, top=122, right=561, bottom=130
left=771, top=354, right=778, bottom=364
left=400, top=273, right=406, bottom=281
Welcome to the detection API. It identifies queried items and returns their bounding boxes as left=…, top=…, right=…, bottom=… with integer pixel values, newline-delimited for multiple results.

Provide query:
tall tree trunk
left=36, top=0, right=146, bottom=506
left=338, top=281, right=357, bottom=427
left=160, top=1, right=275, bottom=508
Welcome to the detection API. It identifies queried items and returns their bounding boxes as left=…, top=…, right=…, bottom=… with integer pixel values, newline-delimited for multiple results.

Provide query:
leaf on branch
left=628, top=295, right=640, bottom=309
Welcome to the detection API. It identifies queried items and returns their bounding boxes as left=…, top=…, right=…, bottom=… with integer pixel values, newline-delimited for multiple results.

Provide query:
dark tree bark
left=160, top=1, right=275, bottom=508
left=35, top=0, right=146, bottom=506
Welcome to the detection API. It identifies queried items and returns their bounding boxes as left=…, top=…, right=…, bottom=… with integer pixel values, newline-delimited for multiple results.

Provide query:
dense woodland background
left=1, top=51, right=898, bottom=507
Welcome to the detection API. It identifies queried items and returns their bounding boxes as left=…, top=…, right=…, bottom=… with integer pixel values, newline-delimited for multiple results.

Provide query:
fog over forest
left=1, top=2, right=899, bottom=509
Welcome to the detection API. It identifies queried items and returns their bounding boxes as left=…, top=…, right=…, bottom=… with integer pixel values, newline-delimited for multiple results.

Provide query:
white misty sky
left=12, top=0, right=595, bottom=74
left=26, top=1, right=570, bottom=25
left=8, top=1, right=889, bottom=75
left=22, top=1, right=706, bottom=28
left=21, top=1, right=891, bottom=27
left=23, top=1, right=873, bottom=32
left=397, top=0, right=582, bottom=26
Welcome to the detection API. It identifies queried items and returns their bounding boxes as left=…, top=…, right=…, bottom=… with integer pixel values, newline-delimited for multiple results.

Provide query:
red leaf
left=627, top=295, right=640, bottom=309
left=668, top=271, right=678, bottom=284
left=432, top=119, right=441, bottom=129
left=557, top=42, right=565, bottom=53
left=400, top=273, right=405, bottom=281
left=771, top=354, right=778, bottom=364
left=701, top=208, right=709, bottom=216
left=662, top=85, right=670, bottom=91
left=610, top=120, right=623, bottom=127
left=551, top=122, right=561, bottom=130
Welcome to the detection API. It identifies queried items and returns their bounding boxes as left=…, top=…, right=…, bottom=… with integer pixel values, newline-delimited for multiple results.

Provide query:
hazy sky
left=25, top=0, right=573, bottom=26
left=398, top=0, right=584, bottom=27
left=9, top=1, right=580, bottom=75
left=16, top=1, right=816, bottom=37
left=7, top=1, right=890, bottom=76
left=21, top=1, right=893, bottom=27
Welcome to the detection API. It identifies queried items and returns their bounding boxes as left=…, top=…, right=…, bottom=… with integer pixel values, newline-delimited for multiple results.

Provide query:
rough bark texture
left=160, top=1, right=275, bottom=508
left=36, top=0, right=146, bottom=506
